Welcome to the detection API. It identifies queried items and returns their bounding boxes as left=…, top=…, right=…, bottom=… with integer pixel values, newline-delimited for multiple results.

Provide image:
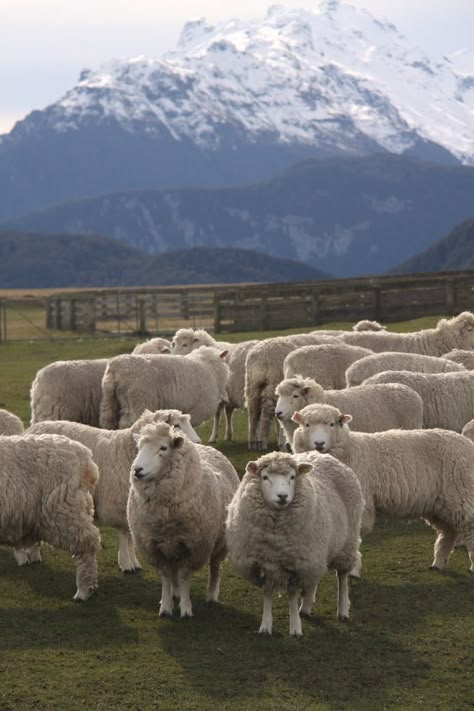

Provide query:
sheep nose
left=134, top=466, right=144, bottom=478
left=277, top=493, right=288, bottom=504
left=314, top=441, right=325, bottom=451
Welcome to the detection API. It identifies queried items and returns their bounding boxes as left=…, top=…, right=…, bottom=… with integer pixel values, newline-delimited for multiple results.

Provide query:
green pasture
left=0, top=316, right=473, bottom=710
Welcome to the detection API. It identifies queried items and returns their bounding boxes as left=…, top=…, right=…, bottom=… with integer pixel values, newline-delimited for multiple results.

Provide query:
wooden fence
left=45, top=270, right=474, bottom=336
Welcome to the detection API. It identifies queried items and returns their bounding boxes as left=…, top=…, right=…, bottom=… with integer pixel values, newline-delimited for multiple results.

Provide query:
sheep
left=0, top=433, right=101, bottom=600
left=275, top=375, right=423, bottom=448
left=30, top=358, right=109, bottom=426
left=127, top=421, right=240, bottom=618
left=346, top=351, right=466, bottom=387
left=171, top=328, right=234, bottom=355
left=225, top=451, right=364, bottom=636
left=363, top=370, right=474, bottom=432
left=132, top=337, right=171, bottom=355
left=0, top=408, right=24, bottom=435
left=27, top=409, right=200, bottom=573
left=100, top=346, right=229, bottom=429
left=245, top=332, right=341, bottom=450
left=352, top=320, right=386, bottom=332
left=462, top=419, right=474, bottom=442
left=284, top=343, right=373, bottom=390
left=340, top=311, right=474, bottom=355
left=442, top=349, right=474, bottom=370
left=292, top=403, right=474, bottom=572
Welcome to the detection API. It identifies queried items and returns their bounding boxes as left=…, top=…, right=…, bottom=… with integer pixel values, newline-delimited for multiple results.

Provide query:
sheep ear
left=132, top=433, right=141, bottom=445
left=142, top=408, right=153, bottom=417
left=291, top=411, right=303, bottom=424
left=301, top=387, right=310, bottom=396
left=246, top=461, right=259, bottom=476
left=192, top=336, right=200, bottom=343
left=172, top=434, right=185, bottom=449
left=339, top=414, right=352, bottom=425
left=160, top=347, right=171, bottom=353
left=297, top=462, right=313, bottom=476
left=220, top=349, right=229, bottom=359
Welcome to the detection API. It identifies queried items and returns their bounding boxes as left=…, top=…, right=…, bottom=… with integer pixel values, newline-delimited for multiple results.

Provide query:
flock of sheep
left=1, top=311, right=474, bottom=636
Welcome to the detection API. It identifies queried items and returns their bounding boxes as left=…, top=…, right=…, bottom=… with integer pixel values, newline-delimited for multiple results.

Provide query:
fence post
left=310, top=289, right=321, bottom=325
left=0, top=300, right=6, bottom=342
left=214, top=295, right=222, bottom=334
left=260, top=296, right=268, bottom=331
left=372, top=286, right=381, bottom=321
left=137, top=298, right=147, bottom=336
left=446, top=278, right=456, bottom=315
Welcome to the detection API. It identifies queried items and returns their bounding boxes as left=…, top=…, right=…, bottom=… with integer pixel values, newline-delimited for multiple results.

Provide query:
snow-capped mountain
left=0, top=0, right=473, bottom=221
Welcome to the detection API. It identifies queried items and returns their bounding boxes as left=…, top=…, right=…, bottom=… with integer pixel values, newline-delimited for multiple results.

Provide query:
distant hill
left=392, top=218, right=474, bottom=273
left=0, top=231, right=331, bottom=288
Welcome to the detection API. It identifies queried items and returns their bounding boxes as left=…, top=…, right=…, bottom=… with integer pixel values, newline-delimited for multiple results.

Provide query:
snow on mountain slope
left=10, top=0, right=474, bottom=164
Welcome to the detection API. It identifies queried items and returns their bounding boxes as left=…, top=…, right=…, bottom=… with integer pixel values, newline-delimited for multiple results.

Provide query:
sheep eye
left=290, top=475, right=295, bottom=480
left=159, top=446, right=168, bottom=452
left=174, top=424, right=181, bottom=429
left=330, top=422, right=335, bottom=427
left=262, top=475, right=269, bottom=481
left=305, top=423, right=309, bottom=428
left=293, top=394, right=299, bottom=398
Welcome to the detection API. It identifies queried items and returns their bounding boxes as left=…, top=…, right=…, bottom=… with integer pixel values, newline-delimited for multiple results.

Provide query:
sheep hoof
left=159, top=610, right=173, bottom=618
left=180, top=612, right=193, bottom=619
left=290, top=630, right=303, bottom=638
left=258, top=628, right=272, bottom=636
left=429, top=564, right=441, bottom=571
left=299, top=610, right=312, bottom=619
left=337, top=614, right=349, bottom=623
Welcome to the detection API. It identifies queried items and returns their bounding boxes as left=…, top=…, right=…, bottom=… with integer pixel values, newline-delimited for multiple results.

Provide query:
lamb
left=340, top=311, right=474, bottom=355
left=225, top=451, right=363, bottom=637
left=346, top=351, right=466, bottom=387
left=442, top=349, right=474, bottom=370
left=31, top=358, right=109, bottom=426
left=127, top=421, right=240, bottom=618
left=27, top=409, right=200, bottom=573
left=292, top=403, right=474, bottom=572
left=132, top=337, right=171, bottom=355
left=363, top=370, right=474, bottom=432
left=284, top=343, right=373, bottom=389
left=245, top=332, right=341, bottom=450
left=100, top=346, right=229, bottom=429
left=352, top=320, right=386, bottom=332
left=0, top=433, right=101, bottom=600
left=275, top=375, right=423, bottom=448
left=0, top=408, right=24, bottom=435
left=462, top=419, right=474, bottom=442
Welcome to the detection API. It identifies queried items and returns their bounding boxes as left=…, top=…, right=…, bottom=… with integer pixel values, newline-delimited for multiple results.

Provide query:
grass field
left=0, top=317, right=473, bottom=710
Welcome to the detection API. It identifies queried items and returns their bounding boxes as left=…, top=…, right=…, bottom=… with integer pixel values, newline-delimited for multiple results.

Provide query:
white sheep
left=275, top=375, right=423, bottom=447
left=27, top=409, right=200, bottom=573
left=346, top=351, right=466, bottom=387
left=363, top=370, right=474, bottom=432
left=30, top=358, right=109, bottom=426
left=171, top=328, right=233, bottom=354
left=341, top=312, right=474, bottom=355
left=245, top=332, right=341, bottom=451
left=127, top=421, right=240, bottom=618
left=0, top=433, right=101, bottom=600
left=100, top=346, right=229, bottom=429
left=0, top=408, right=24, bottom=435
left=442, top=349, right=474, bottom=370
left=292, top=403, right=474, bottom=572
left=352, top=320, right=386, bottom=332
left=284, top=343, right=373, bottom=389
left=225, top=451, right=363, bottom=637
left=132, top=337, right=171, bottom=355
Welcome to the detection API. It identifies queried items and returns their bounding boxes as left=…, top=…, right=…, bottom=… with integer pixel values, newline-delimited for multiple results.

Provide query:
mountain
left=1, top=1, right=473, bottom=221
left=5, top=154, right=474, bottom=277
left=0, top=231, right=330, bottom=288
left=392, top=218, right=474, bottom=274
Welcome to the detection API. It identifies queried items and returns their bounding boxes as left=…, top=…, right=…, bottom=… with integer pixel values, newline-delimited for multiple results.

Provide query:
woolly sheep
left=27, top=409, right=200, bottom=573
left=346, top=351, right=466, bottom=387
left=442, top=349, right=474, bottom=370
left=462, top=419, right=474, bottom=442
left=132, top=337, right=171, bottom=355
left=292, top=403, right=474, bottom=572
left=30, top=358, right=109, bottom=426
left=171, top=328, right=233, bottom=355
left=284, top=343, right=373, bottom=389
left=245, top=332, right=341, bottom=451
left=275, top=375, right=423, bottom=447
left=363, top=370, right=474, bottom=432
left=100, top=346, right=229, bottom=429
left=352, top=320, right=386, bottom=332
left=340, top=312, right=474, bottom=355
left=127, top=421, right=240, bottom=618
left=225, top=451, right=363, bottom=636
left=0, top=433, right=101, bottom=600
left=0, top=408, right=24, bottom=435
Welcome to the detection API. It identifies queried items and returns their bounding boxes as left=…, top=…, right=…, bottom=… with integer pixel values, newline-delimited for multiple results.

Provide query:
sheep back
left=346, top=351, right=466, bottom=386
left=0, top=409, right=24, bottom=436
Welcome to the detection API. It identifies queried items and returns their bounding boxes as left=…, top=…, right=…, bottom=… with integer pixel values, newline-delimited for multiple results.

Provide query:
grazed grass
left=1, top=314, right=472, bottom=711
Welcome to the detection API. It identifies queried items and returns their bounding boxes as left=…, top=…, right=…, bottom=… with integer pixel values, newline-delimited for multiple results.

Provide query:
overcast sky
left=1, top=0, right=473, bottom=134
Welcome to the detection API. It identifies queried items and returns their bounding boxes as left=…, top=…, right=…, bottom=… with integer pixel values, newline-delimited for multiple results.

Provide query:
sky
left=1, top=0, right=473, bottom=135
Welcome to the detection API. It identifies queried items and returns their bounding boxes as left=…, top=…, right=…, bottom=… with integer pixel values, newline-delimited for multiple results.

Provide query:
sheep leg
left=431, top=529, right=458, bottom=570
left=207, top=555, right=222, bottom=604
left=288, top=586, right=303, bottom=637
left=13, top=547, right=30, bottom=566
left=159, top=575, right=174, bottom=617
left=247, top=398, right=261, bottom=450
left=117, top=530, right=137, bottom=573
left=277, top=420, right=288, bottom=452
left=73, top=552, right=99, bottom=602
left=259, top=584, right=273, bottom=635
left=336, top=570, right=351, bottom=621
left=223, top=404, right=234, bottom=441
left=177, top=570, right=193, bottom=618
left=127, top=535, right=142, bottom=572
left=299, top=584, right=317, bottom=617
left=208, top=402, right=223, bottom=443
left=464, top=531, right=474, bottom=573
left=26, top=542, right=42, bottom=564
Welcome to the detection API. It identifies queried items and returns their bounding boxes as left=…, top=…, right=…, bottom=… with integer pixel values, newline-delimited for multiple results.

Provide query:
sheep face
left=275, top=378, right=323, bottom=422
left=247, top=455, right=313, bottom=510
left=292, top=405, right=351, bottom=453
left=171, top=328, right=195, bottom=355
left=439, top=312, right=474, bottom=350
left=131, top=425, right=184, bottom=483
